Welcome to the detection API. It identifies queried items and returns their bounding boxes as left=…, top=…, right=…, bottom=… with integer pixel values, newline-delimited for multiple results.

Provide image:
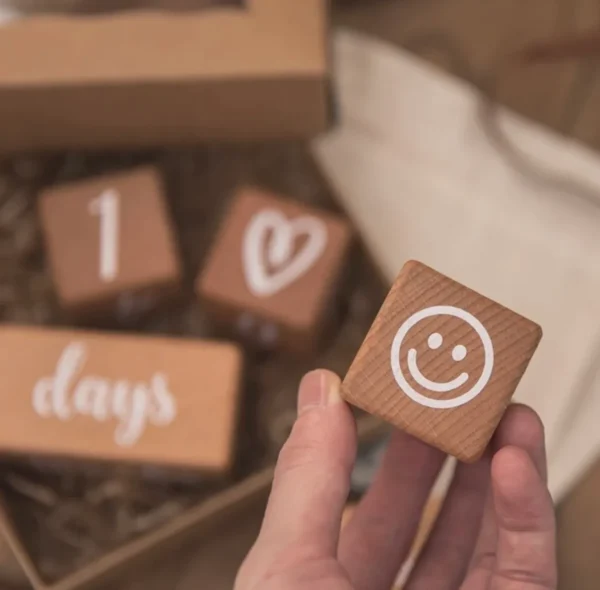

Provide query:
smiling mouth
left=407, top=349, right=469, bottom=393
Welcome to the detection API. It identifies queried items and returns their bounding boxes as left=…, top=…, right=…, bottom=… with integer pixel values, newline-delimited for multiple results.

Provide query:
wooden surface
left=0, top=326, right=242, bottom=472
left=342, top=261, right=542, bottom=462
left=39, top=167, right=182, bottom=322
left=197, top=187, right=352, bottom=355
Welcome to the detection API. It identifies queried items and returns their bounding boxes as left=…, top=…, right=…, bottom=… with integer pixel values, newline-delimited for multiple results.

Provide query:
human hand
left=236, top=370, right=556, bottom=590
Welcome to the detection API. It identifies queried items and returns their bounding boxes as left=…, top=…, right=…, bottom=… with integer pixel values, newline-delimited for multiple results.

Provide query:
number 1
left=89, top=189, right=120, bottom=283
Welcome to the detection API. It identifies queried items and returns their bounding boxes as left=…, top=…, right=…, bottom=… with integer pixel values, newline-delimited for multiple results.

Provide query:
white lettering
left=31, top=342, right=177, bottom=447
left=149, top=373, right=177, bottom=424
left=89, top=189, right=120, bottom=283
left=114, top=384, right=149, bottom=447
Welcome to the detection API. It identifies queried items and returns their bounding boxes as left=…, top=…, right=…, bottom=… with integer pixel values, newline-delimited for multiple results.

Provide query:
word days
left=32, top=342, right=177, bottom=447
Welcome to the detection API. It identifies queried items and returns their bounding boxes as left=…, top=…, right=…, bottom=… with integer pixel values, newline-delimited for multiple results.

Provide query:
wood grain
left=0, top=326, right=243, bottom=473
left=342, top=261, right=542, bottom=462
left=39, top=166, right=182, bottom=323
left=197, top=186, right=352, bottom=355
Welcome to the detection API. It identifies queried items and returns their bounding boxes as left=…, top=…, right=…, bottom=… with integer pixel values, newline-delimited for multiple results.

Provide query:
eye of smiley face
left=390, top=305, right=495, bottom=410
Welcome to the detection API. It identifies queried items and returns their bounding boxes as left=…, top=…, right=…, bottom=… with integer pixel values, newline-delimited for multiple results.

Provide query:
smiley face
left=390, top=306, right=494, bottom=409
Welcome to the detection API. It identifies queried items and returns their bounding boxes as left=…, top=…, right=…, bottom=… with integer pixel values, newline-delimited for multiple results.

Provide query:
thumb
left=256, top=370, right=357, bottom=559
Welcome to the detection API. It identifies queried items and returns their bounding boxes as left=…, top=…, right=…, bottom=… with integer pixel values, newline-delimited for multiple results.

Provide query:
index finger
left=236, top=370, right=357, bottom=589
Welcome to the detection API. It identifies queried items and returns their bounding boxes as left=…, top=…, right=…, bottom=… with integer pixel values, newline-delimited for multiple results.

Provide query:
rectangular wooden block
left=39, top=166, right=182, bottom=324
left=0, top=326, right=243, bottom=474
left=342, top=261, right=543, bottom=462
left=197, top=186, right=352, bottom=354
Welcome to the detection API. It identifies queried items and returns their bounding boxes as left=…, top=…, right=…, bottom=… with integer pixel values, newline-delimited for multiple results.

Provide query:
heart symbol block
left=242, top=209, right=328, bottom=297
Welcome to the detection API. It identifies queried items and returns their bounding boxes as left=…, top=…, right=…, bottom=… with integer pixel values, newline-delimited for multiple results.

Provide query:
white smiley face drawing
left=390, top=305, right=494, bottom=409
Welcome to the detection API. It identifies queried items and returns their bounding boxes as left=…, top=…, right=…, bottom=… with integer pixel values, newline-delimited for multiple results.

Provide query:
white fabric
left=313, top=29, right=600, bottom=503
left=0, top=7, right=18, bottom=23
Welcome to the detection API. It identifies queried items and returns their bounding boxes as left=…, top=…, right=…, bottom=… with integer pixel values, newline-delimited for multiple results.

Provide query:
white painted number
left=89, top=189, right=120, bottom=283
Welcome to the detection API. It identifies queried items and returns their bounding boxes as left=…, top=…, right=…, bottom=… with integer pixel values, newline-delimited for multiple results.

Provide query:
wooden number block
left=39, top=166, right=182, bottom=323
left=0, top=326, right=243, bottom=474
left=341, top=261, right=543, bottom=462
left=197, top=187, right=352, bottom=354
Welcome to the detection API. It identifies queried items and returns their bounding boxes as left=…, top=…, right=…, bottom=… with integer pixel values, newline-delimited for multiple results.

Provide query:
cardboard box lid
left=0, top=0, right=327, bottom=86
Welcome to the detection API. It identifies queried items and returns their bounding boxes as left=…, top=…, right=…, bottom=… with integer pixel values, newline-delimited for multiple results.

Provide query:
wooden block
left=0, top=326, right=243, bottom=474
left=197, top=187, right=352, bottom=354
left=39, top=166, right=182, bottom=323
left=341, top=261, right=543, bottom=462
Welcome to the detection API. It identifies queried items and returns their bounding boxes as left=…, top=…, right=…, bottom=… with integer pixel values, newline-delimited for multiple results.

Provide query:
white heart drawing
left=243, top=209, right=328, bottom=297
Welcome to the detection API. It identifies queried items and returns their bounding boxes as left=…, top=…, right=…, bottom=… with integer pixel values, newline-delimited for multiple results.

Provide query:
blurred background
left=0, top=0, right=599, bottom=588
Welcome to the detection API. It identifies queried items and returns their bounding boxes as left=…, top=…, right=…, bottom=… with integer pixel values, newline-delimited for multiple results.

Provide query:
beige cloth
left=313, top=30, right=600, bottom=503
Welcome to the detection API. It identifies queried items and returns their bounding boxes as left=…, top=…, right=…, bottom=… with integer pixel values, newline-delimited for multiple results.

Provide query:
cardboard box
left=0, top=0, right=331, bottom=153
left=0, top=416, right=386, bottom=590
left=122, top=493, right=269, bottom=590
left=0, top=527, right=27, bottom=587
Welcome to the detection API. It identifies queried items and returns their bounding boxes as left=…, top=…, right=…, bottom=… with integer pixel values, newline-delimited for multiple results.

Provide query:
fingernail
left=298, top=370, right=342, bottom=415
